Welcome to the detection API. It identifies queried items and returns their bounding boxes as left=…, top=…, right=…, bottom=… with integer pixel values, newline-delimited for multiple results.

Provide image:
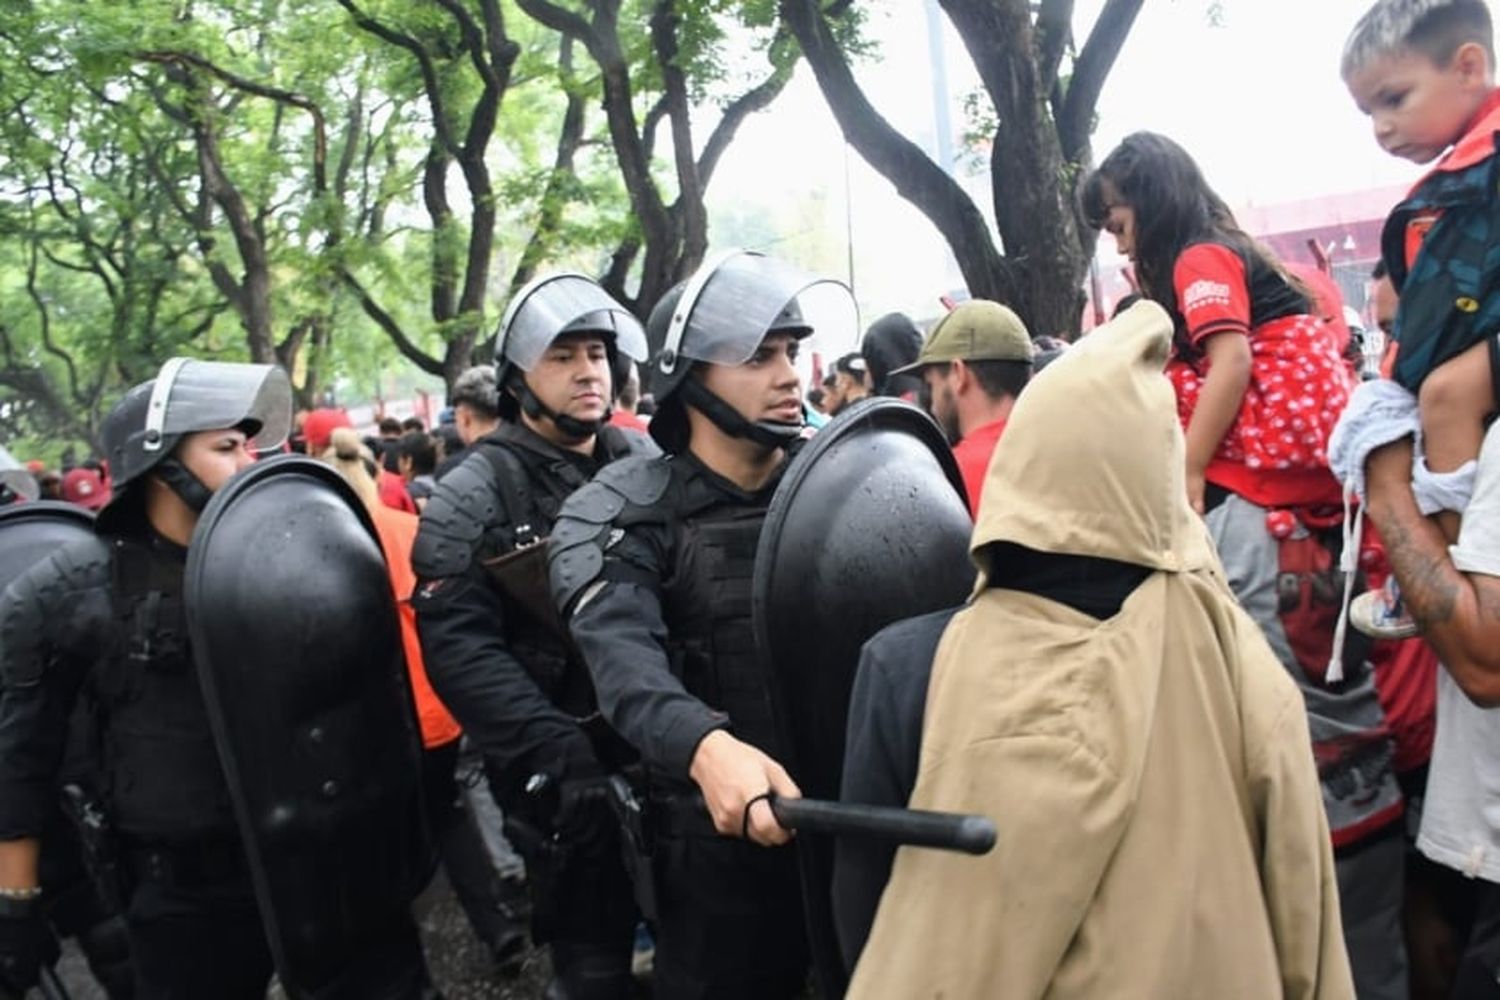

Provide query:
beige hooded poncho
left=846, top=302, right=1352, bottom=999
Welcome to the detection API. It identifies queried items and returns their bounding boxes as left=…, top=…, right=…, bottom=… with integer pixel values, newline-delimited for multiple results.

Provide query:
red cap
left=25, top=460, right=45, bottom=474
left=302, top=408, right=354, bottom=453
left=62, top=467, right=111, bottom=510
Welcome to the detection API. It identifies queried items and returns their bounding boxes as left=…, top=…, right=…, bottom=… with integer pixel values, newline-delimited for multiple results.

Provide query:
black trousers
left=652, top=833, right=809, bottom=1000
left=421, top=741, right=518, bottom=949
left=123, top=855, right=432, bottom=1000
left=1452, top=879, right=1500, bottom=999
left=496, top=775, right=637, bottom=999
left=124, top=878, right=273, bottom=1000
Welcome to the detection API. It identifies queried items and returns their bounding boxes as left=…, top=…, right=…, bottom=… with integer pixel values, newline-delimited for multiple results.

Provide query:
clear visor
left=659, top=251, right=857, bottom=375
left=498, top=273, right=648, bottom=372
left=143, top=359, right=292, bottom=454
left=0, top=444, right=37, bottom=501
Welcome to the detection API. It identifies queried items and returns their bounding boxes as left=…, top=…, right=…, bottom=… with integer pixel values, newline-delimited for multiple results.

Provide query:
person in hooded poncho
left=842, top=300, right=1353, bottom=999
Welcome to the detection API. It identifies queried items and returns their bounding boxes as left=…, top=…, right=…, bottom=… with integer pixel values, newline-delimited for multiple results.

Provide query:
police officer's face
left=528, top=333, right=612, bottom=424
left=175, top=428, right=256, bottom=492
left=700, top=333, right=803, bottom=424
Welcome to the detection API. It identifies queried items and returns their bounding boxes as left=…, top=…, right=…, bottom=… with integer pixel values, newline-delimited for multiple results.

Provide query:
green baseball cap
left=892, top=300, right=1033, bottom=375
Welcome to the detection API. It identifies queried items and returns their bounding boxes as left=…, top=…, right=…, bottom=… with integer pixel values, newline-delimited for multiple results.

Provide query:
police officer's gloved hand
left=552, top=753, right=615, bottom=851
left=0, top=898, right=60, bottom=998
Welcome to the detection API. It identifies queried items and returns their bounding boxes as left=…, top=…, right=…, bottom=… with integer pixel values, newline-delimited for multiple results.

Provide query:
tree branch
left=507, top=33, right=586, bottom=300
left=334, top=0, right=461, bottom=156
left=135, top=49, right=328, bottom=192
left=781, top=0, right=1012, bottom=300
left=333, top=80, right=366, bottom=202
left=338, top=268, right=445, bottom=377
left=1058, top=0, right=1143, bottom=163
left=697, top=26, right=797, bottom=189
left=1035, top=0, right=1074, bottom=91
left=652, top=0, right=702, bottom=278
left=641, top=94, right=670, bottom=163
left=513, top=0, right=597, bottom=53
left=23, top=223, right=83, bottom=406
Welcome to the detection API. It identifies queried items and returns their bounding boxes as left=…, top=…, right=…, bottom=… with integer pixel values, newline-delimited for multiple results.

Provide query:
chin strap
left=154, top=457, right=214, bottom=513
left=678, top=378, right=802, bottom=450
left=509, top=372, right=607, bottom=442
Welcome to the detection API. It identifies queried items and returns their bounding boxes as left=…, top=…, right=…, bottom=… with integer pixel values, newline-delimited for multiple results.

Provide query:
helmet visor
left=0, top=444, right=37, bottom=501
left=498, top=273, right=648, bottom=371
left=144, top=359, right=292, bottom=454
left=659, top=251, right=857, bottom=375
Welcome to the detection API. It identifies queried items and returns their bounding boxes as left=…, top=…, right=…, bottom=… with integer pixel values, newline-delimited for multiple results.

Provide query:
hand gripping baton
left=767, top=794, right=995, bottom=855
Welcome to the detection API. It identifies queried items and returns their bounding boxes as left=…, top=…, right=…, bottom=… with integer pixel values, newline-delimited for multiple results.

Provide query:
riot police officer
left=0, top=359, right=433, bottom=999
left=547, top=250, right=855, bottom=999
left=411, top=274, right=651, bottom=999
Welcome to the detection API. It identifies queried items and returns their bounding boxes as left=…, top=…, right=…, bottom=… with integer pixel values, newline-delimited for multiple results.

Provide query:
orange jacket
left=367, top=502, right=462, bottom=749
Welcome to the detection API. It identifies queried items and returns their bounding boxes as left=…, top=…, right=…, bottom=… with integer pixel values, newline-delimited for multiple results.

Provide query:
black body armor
left=92, top=537, right=233, bottom=842
left=660, top=505, right=779, bottom=756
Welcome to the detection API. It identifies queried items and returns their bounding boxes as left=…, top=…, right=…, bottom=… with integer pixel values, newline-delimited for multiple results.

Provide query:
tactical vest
left=475, top=437, right=599, bottom=719
left=660, top=504, right=781, bottom=757
left=92, top=538, right=234, bottom=841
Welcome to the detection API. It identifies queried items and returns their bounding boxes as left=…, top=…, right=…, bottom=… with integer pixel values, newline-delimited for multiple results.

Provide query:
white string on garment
left=1324, top=379, right=1423, bottom=685
left=1327, top=486, right=1362, bottom=685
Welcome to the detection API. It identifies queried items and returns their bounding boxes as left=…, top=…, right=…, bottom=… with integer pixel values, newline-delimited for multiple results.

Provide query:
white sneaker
left=1348, top=578, right=1419, bottom=640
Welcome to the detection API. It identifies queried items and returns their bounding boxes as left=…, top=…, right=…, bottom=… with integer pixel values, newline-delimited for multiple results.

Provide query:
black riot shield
left=753, top=396, right=974, bottom=995
left=184, top=455, right=430, bottom=998
left=0, top=501, right=96, bottom=589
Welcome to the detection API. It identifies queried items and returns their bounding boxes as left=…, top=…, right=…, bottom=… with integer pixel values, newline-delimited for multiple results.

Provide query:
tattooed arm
left=1365, top=438, right=1500, bottom=706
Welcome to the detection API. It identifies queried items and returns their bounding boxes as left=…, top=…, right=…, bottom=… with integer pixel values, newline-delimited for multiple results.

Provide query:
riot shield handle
left=768, top=795, right=996, bottom=856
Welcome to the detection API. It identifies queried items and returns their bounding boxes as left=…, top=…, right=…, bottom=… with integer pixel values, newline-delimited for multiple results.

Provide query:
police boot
left=544, top=940, right=633, bottom=1000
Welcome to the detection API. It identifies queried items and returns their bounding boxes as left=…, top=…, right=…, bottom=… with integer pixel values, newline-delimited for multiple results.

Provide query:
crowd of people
left=3, top=0, right=1500, bottom=998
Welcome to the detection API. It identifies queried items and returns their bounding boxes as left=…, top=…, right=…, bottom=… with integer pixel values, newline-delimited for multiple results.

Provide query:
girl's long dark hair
left=1080, top=132, right=1299, bottom=322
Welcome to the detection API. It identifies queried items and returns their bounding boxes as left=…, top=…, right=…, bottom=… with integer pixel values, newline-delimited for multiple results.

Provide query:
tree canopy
left=0, top=0, right=802, bottom=454
left=0, top=0, right=1149, bottom=457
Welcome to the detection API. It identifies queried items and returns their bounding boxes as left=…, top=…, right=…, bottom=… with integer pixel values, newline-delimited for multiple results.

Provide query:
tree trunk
left=787, top=0, right=1142, bottom=337
left=781, top=0, right=1017, bottom=306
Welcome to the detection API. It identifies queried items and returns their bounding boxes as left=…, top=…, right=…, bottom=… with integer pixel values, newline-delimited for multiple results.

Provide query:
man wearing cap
left=61, top=466, right=111, bottom=512
left=828, top=352, right=870, bottom=417
left=0, top=359, right=435, bottom=997
left=547, top=250, right=857, bottom=999
left=411, top=273, right=652, bottom=998
left=896, top=299, right=1034, bottom=517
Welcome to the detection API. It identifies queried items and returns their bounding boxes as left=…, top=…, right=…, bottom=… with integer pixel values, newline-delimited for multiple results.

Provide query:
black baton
left=768, top=794, right=996, bottom=856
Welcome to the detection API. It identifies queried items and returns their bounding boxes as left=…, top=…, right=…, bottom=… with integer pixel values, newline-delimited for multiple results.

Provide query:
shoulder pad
left=548, top=456, right=670, bottom=613
left=39, top=534, right=116, bottom=592
left=591, top=454, right=672, bottom=509
left=411, top=451, right=505, bottom=578
left=1, top=536, right=114, bottom=688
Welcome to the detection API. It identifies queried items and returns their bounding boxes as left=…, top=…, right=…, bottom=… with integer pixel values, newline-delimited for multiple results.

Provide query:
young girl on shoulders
left=1082, top=131, right=1353, bottom=516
